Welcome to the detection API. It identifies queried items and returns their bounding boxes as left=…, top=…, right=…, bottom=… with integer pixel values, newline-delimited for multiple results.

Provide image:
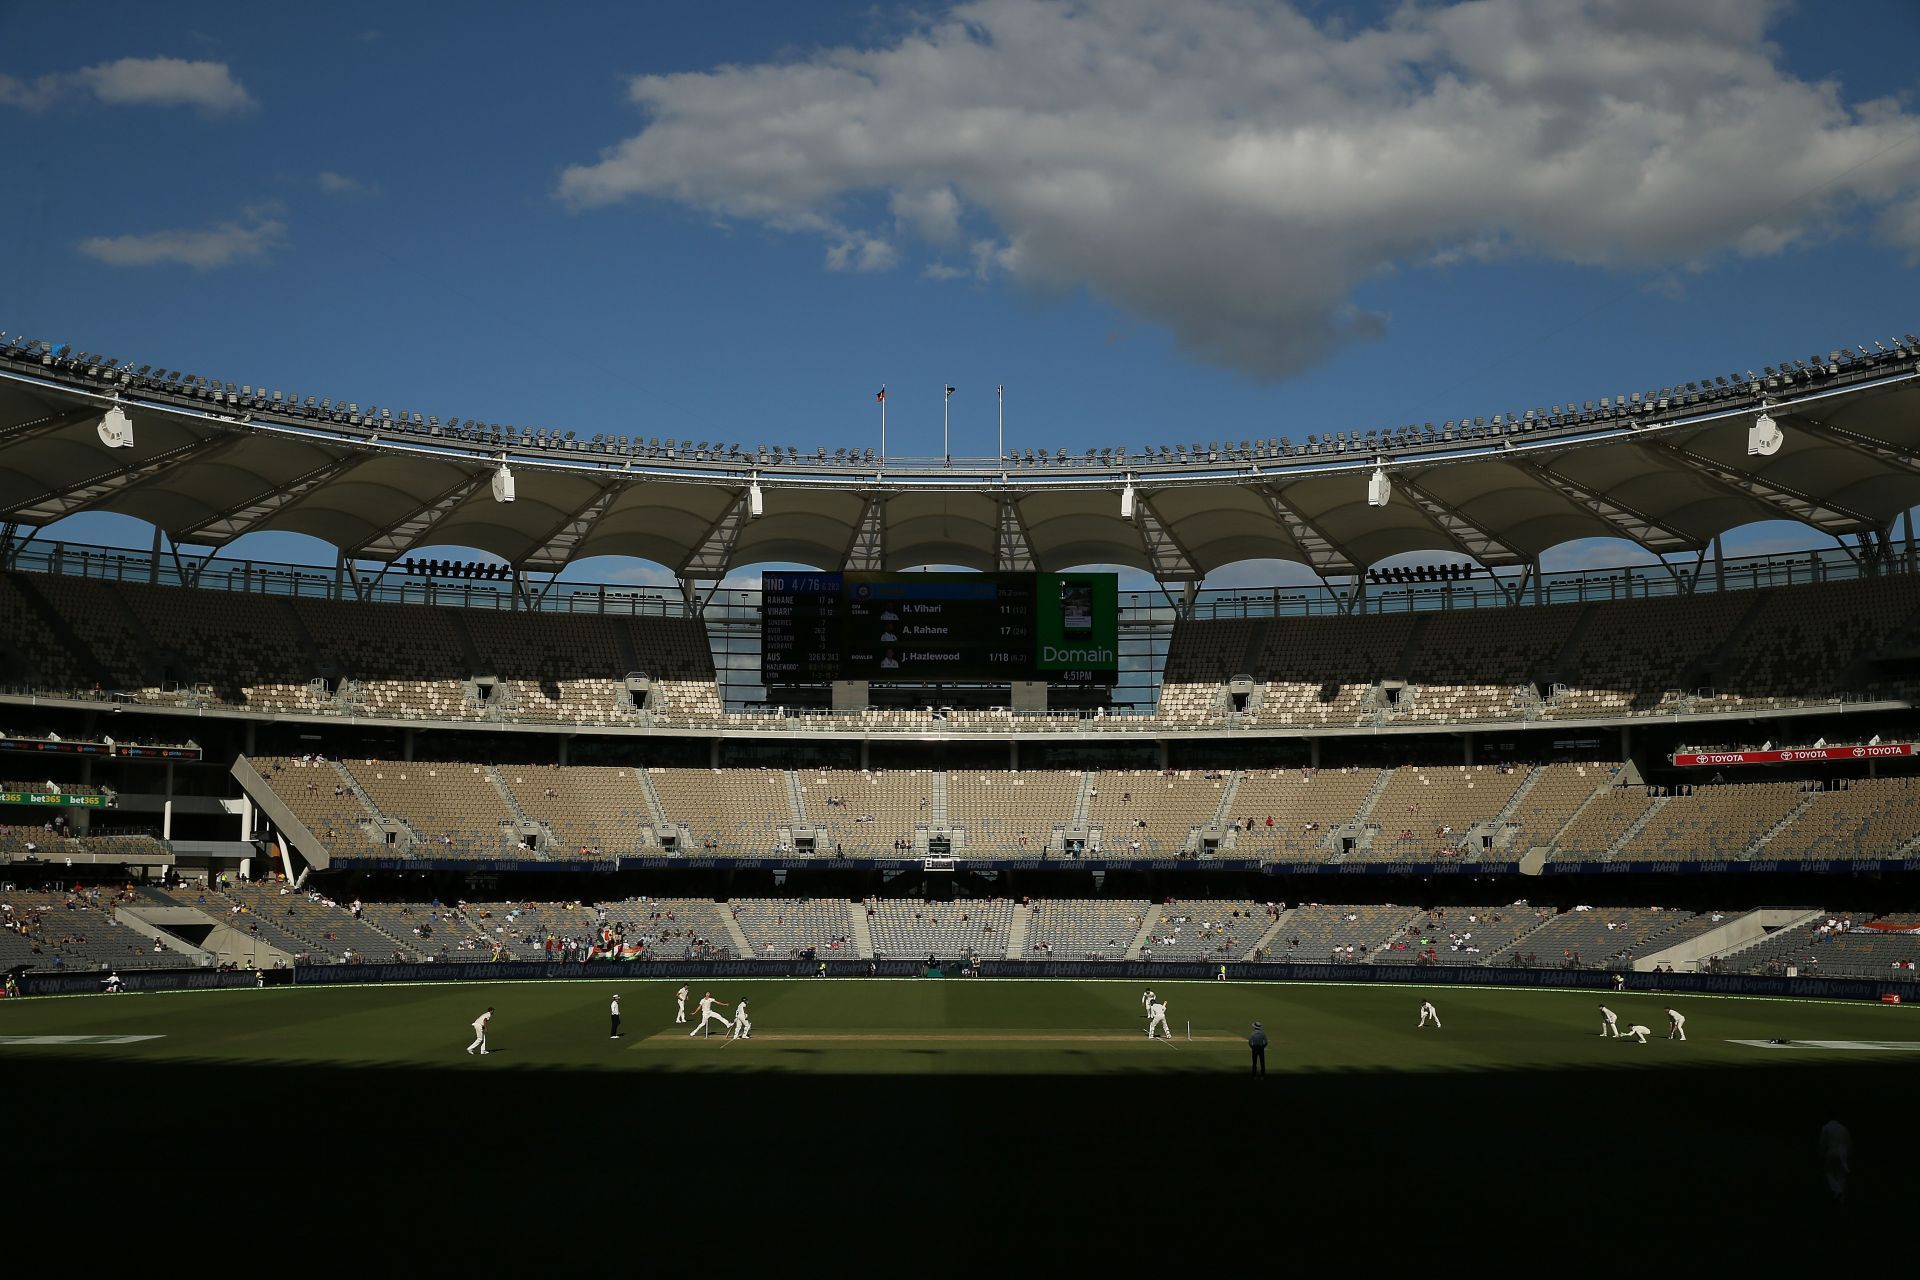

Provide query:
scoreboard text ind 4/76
left=760, top=571, right=1119, bottom=685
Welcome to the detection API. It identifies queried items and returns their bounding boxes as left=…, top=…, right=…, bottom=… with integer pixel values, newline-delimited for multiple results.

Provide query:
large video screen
left=761, top=571, right=1118, bottom=684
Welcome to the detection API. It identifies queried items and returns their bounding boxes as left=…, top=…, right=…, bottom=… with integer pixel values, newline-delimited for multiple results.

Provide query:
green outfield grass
left=1, top=978, right=1912, bottom=1074
left=4, top=978, right=1911, bottom=1255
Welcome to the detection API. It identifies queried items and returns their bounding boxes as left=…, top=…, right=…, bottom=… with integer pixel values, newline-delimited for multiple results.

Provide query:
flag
left=945, top=385, right=956, bottom=397
left=876, top=386, right=886, bottom=403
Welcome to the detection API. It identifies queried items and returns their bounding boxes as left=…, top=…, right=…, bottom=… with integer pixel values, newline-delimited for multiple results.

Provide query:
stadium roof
left=2, top=330, right=1918, bottom=581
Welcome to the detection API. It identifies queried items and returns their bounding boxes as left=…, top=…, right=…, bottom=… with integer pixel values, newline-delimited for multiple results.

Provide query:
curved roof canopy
left=2, top=331, right=1917, bottom=581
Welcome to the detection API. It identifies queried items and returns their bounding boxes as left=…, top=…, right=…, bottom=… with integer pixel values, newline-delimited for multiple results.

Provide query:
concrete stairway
left=931, top=771, right=949, bottom=826
left=1604, top=795, right=1669, bottom=860
left=1125, top=909, right=1160, bottom=960
left=718, top=904, right=753, bottom=961
left=1241, top=908, right=1294, bottom=961
left=848, top=902, right=874, bottom=960
left=1005, top=900, right=1032, bottom=960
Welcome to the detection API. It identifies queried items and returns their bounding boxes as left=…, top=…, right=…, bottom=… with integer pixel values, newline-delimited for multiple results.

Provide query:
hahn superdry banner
left=1672, top=744, right=1915, bottom=767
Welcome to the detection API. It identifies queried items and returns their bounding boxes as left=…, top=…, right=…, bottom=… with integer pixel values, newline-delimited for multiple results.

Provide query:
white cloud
left=556, top=0, right=1920, bottom=381
left=317, top=171, right=375, bottom=197
left=825, top=234, right=899, bottom=272
left=76, top=213, right=286, bottom=269
left=1, top=57, right=253, bottom=115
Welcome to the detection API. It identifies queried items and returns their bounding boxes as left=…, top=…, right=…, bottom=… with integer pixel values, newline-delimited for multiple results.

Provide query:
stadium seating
left=1269, top=904, right=1423, bottom=963
left=947, top=770, right=1080, bottom=854
left=1134, top=901, right=1273, bottom=961
left=1085, top=771, right=1227, bottom=856
left=799, top=768, right=933, bottom=855
left=867, top=898, right=1014, bottom=962
left=497, top=764, right=655, bottom=856
left=342, top=760, right=516, bottom=857
left=733, top=898, right=858, bottom=958
left=649, top=767, right=792, bottom=853
left=0, top=885, right=187, bottom=971
left=1374, top=905, right=1550, bottom=965
left=5, top=561, right=1918, bottom=731
left=1021, top=898, right=1149, bottom=960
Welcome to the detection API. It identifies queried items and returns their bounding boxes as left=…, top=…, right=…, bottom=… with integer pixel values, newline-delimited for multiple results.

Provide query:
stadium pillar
left=1620, top=726, right=1631, bottom=759
left=1309, top=738, right=1320, bottom=768
left=1156, top=740, right=1169, bottom=770
left=402, top=728, right=415, bottom=762
left=557, top=737, right=570, bottom=765
left=1010, top=739, right=1019, bottom=770
left=1713, top=534, right=1725, bottom=591
left=860, top=740, right=870, bottom=770
left=710, top=739, right=720, bottom=768
left=1462, top=734, right=1474, bottom=766
left=148, top=526, right=161, bottom=585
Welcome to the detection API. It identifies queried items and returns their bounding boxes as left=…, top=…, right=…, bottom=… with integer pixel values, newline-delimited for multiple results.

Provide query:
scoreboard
left=761, top=571, right=1118, bottom=684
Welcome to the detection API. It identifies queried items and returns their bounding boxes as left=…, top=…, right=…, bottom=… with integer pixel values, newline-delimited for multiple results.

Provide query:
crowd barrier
left=13, top=957, right=1907, bottom=1001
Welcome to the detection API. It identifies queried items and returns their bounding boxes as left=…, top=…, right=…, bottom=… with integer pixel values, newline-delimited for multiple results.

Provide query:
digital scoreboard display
left=761, top=571, right=1119, bottom=684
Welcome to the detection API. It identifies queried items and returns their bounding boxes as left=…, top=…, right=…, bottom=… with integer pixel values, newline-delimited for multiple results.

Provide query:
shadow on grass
left=11, top=1050, right=1911, bottom=1250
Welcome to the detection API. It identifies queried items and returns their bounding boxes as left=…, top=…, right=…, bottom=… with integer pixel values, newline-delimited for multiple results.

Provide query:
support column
left=1713, top=534, right=1725, bottom=592
left=1309, top=738, right=1321, bottom=768
left=557, top=736, right=570, bottom=766
left=1156, top=740, right=1169, bottom=770
left=859, top=740, right=870, bottom=770
left=710, top=738, right=720, bottom=768
left=149, top=525, right=162, bottom=585
left=243, top=720, right=257, bottom=755
left=403, top=728, right=416, bottom=762
left=1619, top=725, right=1631, bottom=761
left=1010, top=739, right=1019, bottom=770
left=1462, top=734, right=1474, bottom=766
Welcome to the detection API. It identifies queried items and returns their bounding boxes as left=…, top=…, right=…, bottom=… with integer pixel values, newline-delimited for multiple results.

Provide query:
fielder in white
left=1417, top=1000, right=1441, bottom=1028
left=1665, top=1007, right=1686, bottom=1040
left=467, top=1007, right=493, bottom=1055
left=730, top=999, right=752, bottom=1040
left=1145, top=997, right=1172, bottom=1042
left=1141, top=989, right=1156, bottom=1017
left=1598, top=1005, right=1620, bottom=1038
left=675, top=985, right=689, bottom=1023
left=1622, top=1023, right=1651, bottom=1043
left=689, top=991, right=733, bottom=1037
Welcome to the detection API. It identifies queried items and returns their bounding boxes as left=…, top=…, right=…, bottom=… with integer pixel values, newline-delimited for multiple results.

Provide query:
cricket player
left=467, top=1007, right=493, bottom=1055
left=610, top=993, right=622, bottom=1039
left=1598, top=1005, right=1620, bottom=1038
left=675, top=985, right=689, bottom=1023
left=689, top=991, right=732, bottom=1037
left=1145, top=996, right=1172, bottom=1042
left=1665, top=1007, right=1686, bottom=1040
left=1417, top=1000, right=1441, bottom=1028
left=1141, top=988, right=1156, bottom=1017
left=1622, top=1023, right=1651, bottom=1043
left=730, top=998, right=752, bottom=1040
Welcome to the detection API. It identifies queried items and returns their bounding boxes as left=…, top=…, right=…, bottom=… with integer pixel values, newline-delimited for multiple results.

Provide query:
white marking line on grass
left=0, top=1034, right=164, bottom=1046
left=1729, top=1039, right=1920, bottom=1052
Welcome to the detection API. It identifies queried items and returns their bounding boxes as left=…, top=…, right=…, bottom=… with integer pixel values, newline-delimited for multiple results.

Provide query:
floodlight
left=1120, top=480, right=1136, bottom=520
left=491, top=462, right=516, bottom=503
left=749, top=478, right=764, bottom=519
left=1747, top=411, right=1783, bottom=457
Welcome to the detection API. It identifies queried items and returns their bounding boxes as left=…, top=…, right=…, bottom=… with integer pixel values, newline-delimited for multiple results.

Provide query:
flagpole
left=879, top=384, right=887, bottom=461
left=943, top=386, right=949, bottom=465
left=997, top=384, right=1004, bottom=462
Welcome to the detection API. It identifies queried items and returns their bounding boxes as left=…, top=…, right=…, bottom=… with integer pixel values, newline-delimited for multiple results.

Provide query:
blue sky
left=4, top=0, right=1919, bottom=587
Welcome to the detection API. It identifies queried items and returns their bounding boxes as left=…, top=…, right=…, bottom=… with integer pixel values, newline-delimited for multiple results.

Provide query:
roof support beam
left=521, top=483, right=621, bottom=571
left=1519, top=461, right=1697, bottom=553
left=2, top=433, right=246, bottom=524
left=0, top=405, right=100, bottom=447
left=1132, top=493, right=1198, bottom=580
left=1786, top=415, right=1920, bottom=479
left=679, top=492, right=750, bottom=578
left=1394, top=473, right=1526, bottom=565
left=842, top=495, right=886, bottom=571
left=1647, top=440, right=1874, bottom=528
left=172, top=454, right=367, bottom=544
left=997, top=496, right=1035, bottom=572
left=1261, top=484, right=1358, bottom=576
left=350, top=473, right=488, bottom=560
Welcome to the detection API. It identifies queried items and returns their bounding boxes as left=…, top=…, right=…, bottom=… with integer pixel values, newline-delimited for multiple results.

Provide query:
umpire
left=1249, top=1021, right=1268, bottom=1075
